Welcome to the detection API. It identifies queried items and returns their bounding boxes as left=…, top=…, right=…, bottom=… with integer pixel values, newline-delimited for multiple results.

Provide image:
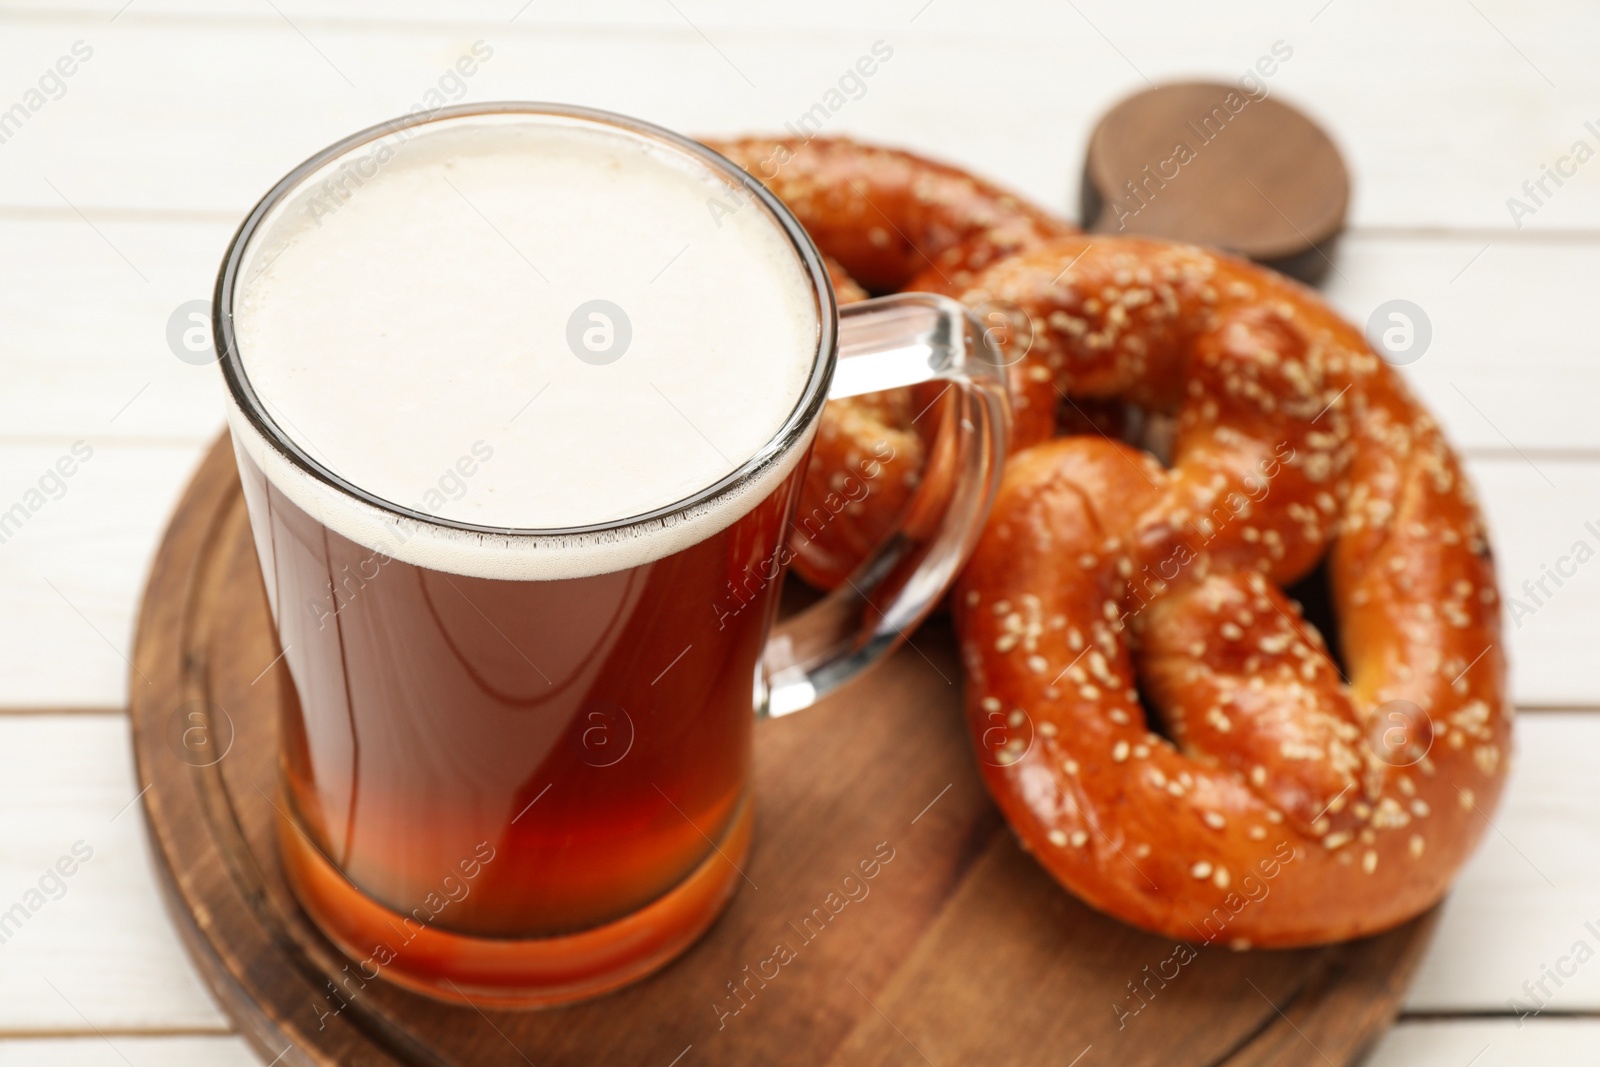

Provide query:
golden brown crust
left=703, top=137, right=1074, bottom=587
left=954, top=237, right=1509, bottom=946
left=703, top=136, right=1073, bottom=295
left=783, top=258, right=929, bottom=588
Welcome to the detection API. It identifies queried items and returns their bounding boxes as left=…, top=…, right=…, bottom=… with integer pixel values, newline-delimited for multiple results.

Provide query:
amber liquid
left=236, top=446, right=803, bottom=959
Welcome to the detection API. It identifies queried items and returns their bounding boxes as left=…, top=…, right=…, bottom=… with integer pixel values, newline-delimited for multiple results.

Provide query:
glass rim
left=212, top=100, right=838, bottom=540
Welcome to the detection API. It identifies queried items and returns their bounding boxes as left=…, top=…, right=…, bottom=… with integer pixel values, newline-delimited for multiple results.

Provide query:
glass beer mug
left=212, top=103, right=1007, bottom=1007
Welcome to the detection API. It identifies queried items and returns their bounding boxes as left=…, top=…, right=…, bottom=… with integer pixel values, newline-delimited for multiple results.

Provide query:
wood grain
left=0, top=9, right=1594, bottom=230
left=1081, top=81, right=1349, bottom=282
left=123, top=436, right=1436, bottom=1065
left=2, top=3, right=1593, bottom=1061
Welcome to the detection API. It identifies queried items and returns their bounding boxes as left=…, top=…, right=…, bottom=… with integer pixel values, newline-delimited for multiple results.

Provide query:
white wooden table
left=0, top=2, right=1595, bottom=1063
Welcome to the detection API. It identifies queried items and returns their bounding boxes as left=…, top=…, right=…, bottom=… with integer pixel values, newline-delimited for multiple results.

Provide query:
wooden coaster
left=1081, top=81, right=1350, bottom=283
left=130, top=436, right=1433, bottom=1067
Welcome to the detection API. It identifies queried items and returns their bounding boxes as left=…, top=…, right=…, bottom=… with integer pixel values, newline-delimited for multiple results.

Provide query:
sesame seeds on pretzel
left=955, top=237, right=1508, bottom=946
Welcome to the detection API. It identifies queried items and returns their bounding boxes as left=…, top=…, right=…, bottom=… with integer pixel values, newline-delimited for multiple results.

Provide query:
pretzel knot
left=704, top=136, right=1075, bottom=587
left=712, top=138, right=1509, bottom=944
left=954, top=237, right=1510, bottom=946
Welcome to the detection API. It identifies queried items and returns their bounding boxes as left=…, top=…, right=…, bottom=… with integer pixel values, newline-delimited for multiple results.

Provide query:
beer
left=215, top=104, right=1007, bottom=1006
left=240, top=438, right=812, bottom=927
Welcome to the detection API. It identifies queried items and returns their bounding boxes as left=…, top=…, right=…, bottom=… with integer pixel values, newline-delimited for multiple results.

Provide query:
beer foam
left=226, top=112, right=822, bottom=580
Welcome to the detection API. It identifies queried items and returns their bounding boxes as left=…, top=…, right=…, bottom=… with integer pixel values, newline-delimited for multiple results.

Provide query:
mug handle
left=762, top=292, right=1010, bottom=716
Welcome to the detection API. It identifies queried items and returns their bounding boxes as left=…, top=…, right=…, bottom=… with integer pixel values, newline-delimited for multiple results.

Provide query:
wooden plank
left=1368, top=1018, right=1600, bottom=1067
left=0, top=1037, right=259, bottom=1066
left=1406, top=711, right=1600, bottom=1014
left=0, top=442, right=207, bottom=709
left=0, top=442, right=1590, bottom=709
left=0, top=6, right=1593, bottom=229
left=9, top=1020, right=1597, bottom=1067
left=1470, top=461, right=1600, bottom=709
left=0, top=220, right=1590, bottom=451
left=1320, top=236, right=1600, bottom=455
left=0, top=707, right=1589, bottom=1037
left=0, top=216, right=233, bottom=444
left=0, top=714, right=229, bottom=1033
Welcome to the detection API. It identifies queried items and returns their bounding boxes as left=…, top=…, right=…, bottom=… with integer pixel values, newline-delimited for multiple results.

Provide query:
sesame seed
left=1112, top=741, right=1130, bottom=762
left=1048, top=829, right=1069, bottom=848
left=1362, top=851, right=1378, bottom=874
left=1409, top=835, right=1425, bottom=857
left=1203, top=812, right=1226, bottom=830
left=1070, top=830, right=1089, bottom=847
left=1213, top=866, right=1230, bottom=888
left=1258, top=633, right=1292, bottom=654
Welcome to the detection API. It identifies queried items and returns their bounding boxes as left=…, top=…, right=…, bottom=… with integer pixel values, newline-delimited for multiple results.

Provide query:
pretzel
left=954, top=236, right=1509, bottom=946
left=704, top=136, right=1074, bottom=586
left=776, top=258, right=928, bottom=587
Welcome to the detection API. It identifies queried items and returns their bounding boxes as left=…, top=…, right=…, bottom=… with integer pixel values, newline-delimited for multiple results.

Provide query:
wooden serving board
left=129, top=437, right=1435, bottom=1067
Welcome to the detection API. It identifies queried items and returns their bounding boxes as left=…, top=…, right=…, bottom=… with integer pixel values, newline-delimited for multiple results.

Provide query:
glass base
left=277, top=795, right=752, bottom=1009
